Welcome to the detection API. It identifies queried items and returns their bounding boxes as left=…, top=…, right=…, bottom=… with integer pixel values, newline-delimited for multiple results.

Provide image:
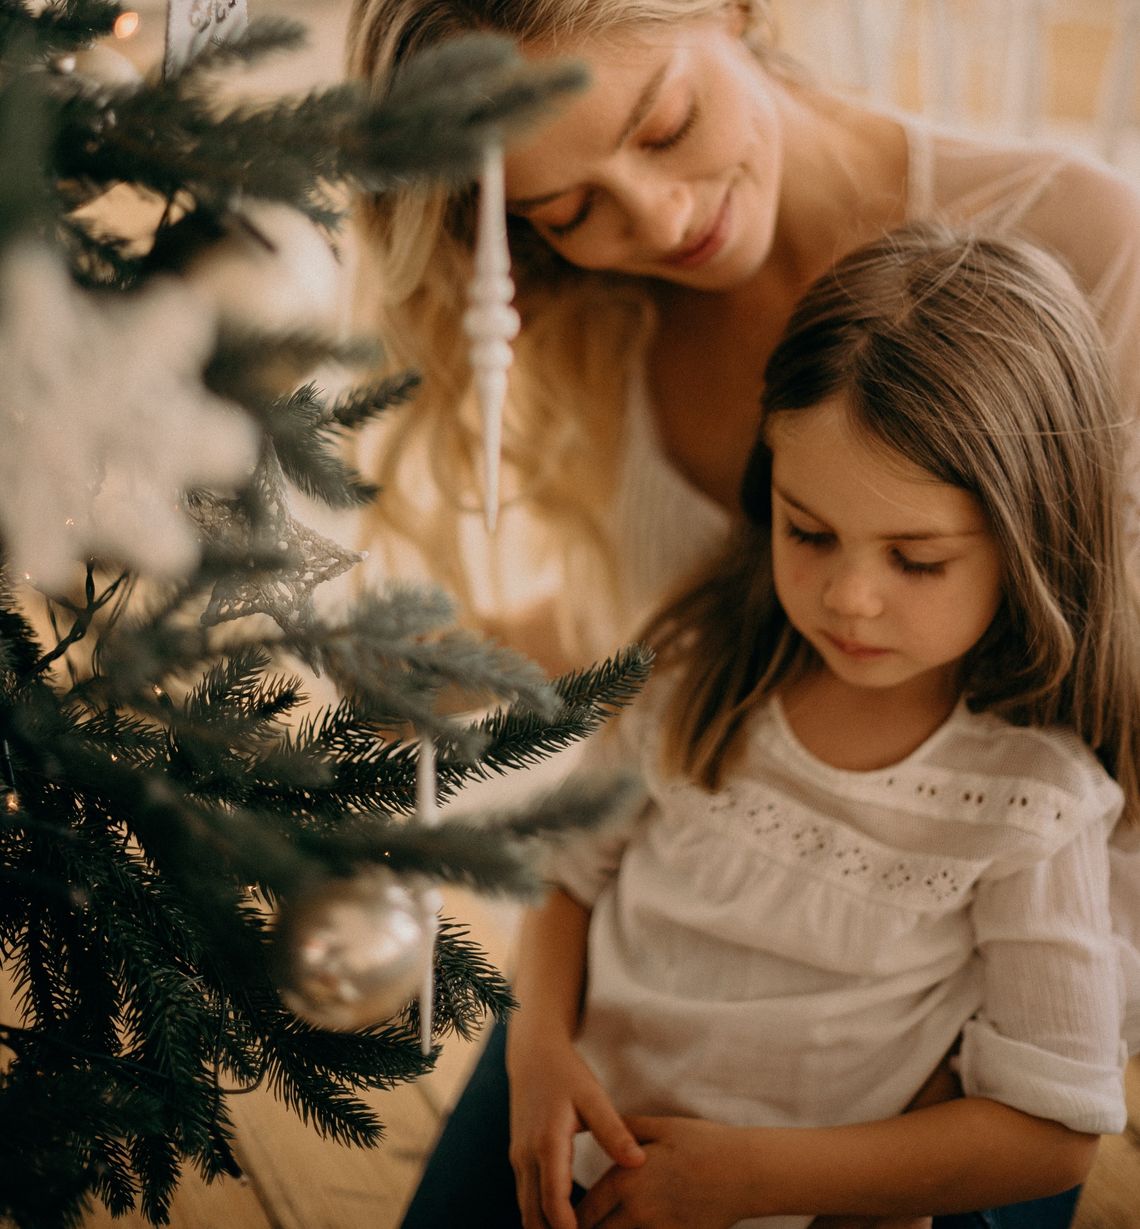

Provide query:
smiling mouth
left=664, top=192, right=731, bottom=268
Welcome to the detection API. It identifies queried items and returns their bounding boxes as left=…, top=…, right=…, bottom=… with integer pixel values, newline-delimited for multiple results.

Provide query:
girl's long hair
left=345, top=0, right=779, bottom=654
left=649, top=223, right=1140, bottom=820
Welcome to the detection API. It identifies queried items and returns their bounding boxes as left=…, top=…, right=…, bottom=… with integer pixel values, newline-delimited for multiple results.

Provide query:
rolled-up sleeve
left=959, top=807, right=1127, bottom=1134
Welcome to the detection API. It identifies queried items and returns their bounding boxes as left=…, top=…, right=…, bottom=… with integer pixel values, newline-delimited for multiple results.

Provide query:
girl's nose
left=822, top=563, right=884, bottom=620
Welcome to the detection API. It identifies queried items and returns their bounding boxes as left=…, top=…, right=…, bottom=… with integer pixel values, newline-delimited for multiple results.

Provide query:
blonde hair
left=345, top=0, right=776, bottom=651
left=649, top=223, right=1140, bottom=820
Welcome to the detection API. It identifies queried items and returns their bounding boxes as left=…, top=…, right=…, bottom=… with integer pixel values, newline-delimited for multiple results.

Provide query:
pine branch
left=261, top=382, right=379, bottom=509
left=346, top=35, right=589, bottom=187
left=0, top=0, right=118, bottom=60
left=331, top=372, right=420, bottom=429
left=440, top=644, right=654, bottom=789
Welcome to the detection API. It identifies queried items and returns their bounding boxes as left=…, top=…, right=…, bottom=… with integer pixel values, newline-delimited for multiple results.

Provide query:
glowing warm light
left=113, top=11, right=140, bottom=39
left=4, top=792, right=19, bottom=813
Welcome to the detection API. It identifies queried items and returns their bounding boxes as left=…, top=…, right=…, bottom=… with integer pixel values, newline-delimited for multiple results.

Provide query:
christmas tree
left=0, top=3, right=649, bottom=1225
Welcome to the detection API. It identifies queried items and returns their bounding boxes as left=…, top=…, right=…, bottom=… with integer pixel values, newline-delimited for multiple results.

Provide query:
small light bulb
left=4, top=792, right=19, bottom=813
left=113, top=11, right=140, bottom=39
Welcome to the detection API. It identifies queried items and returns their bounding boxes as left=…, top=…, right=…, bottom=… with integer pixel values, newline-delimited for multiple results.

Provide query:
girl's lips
left=824, top=633, right=890, bottom=660
left=664, top=192, right=731, bottom=268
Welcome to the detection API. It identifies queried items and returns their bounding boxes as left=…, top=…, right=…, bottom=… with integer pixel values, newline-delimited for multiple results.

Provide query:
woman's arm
left=574, top=1098, right=1097, bottom=1229
left=507, top=887, right=645, bottom=1229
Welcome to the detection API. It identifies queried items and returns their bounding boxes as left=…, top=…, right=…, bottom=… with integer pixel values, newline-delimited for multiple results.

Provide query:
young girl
left=491, top=225, right=1139, bottom=1229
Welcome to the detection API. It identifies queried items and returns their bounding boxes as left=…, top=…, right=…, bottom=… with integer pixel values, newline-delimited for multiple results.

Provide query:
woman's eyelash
left=541, top=102, right=700, bottom=238
left=646, top=101, right=700, bottom=152
left=546, top=192, right=595, bottom=238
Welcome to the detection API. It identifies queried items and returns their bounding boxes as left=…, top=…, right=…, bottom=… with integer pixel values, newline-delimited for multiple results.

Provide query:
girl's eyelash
left=787, top=523, right=947, bottom=576
left=893, top=550, right=946, bottom=577
left=646, top=101, right=700, bottom=152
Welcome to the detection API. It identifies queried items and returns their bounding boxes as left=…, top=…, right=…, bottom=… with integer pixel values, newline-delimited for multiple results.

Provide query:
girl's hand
left=574, top=1115, right=749, bottom=1229
left=508, top=1038, right=645, bottom=1229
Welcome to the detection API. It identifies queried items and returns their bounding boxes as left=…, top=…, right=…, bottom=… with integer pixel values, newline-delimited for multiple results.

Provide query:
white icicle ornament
left=463, top=141, right=520, bottom=534
left=274, top=867, right=436, bottom=1032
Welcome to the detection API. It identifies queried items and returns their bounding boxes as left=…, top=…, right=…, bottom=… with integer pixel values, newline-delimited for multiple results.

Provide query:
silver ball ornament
left=274, top=869, right=435, bottom=1032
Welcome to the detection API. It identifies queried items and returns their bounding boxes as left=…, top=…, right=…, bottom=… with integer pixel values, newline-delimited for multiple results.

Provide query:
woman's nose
left=619, top=176, right=693, bottom=251
left=822, top=563, right=884, bottom=620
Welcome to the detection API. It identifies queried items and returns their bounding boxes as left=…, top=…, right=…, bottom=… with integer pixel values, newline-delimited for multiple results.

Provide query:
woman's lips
left=664, top=192, right=731, bottom=268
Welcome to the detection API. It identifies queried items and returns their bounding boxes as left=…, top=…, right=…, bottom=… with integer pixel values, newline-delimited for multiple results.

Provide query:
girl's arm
left=574, top=1098, right=1096, bottom=1229
left=507, top=887, right=645, bottom=1229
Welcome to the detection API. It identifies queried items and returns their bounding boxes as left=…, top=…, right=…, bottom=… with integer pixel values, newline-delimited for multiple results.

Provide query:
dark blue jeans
left=400, top=1022, right=1081, bottom=1229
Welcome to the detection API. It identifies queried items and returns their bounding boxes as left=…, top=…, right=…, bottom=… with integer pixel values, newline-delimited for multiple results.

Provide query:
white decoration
left=189, top=447, right=363, bottom=634
left=415, top=737, right=442, bottom=1055
left=462, top=142, right=520, bottom=534
left=183, top=201, right=342, bottom=334
left=164, top=0, right=248, bottom=79
left=0, top=241, right=258, bottom=592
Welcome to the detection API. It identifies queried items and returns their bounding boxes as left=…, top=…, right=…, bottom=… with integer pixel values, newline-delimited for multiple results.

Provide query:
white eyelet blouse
left=551, top=683, right=1126, bottom=1228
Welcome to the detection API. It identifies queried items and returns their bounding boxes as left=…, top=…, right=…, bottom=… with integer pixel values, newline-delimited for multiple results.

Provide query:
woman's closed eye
left=644, top=99, right=700, bottom=152
left=546, top=194, right=595, bottom=238
left=542, top=101, right=700, bottom=238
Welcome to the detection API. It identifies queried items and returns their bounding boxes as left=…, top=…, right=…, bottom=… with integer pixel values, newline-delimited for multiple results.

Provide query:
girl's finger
left=573, top=1173, right=621, bottom=1229
left=538, top=1150, right=578, bottom=1229
left=579, top=1089, right=646, bottom=1167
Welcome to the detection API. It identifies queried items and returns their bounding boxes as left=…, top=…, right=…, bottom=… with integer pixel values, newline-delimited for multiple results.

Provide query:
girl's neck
left=780, top=666, right=961, bottom=773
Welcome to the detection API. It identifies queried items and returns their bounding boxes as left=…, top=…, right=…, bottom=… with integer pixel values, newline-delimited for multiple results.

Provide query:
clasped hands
left=506, top=1037, right=931, bottom=1229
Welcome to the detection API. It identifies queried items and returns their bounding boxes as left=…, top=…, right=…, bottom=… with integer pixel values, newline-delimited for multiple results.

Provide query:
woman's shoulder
left=904, top=113, right=1140, bottom=290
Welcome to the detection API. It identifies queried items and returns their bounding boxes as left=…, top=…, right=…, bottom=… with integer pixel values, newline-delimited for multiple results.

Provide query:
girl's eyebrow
left=505, top=62, right=671, bottom=214
left=773, top=485, right=985, bottom=541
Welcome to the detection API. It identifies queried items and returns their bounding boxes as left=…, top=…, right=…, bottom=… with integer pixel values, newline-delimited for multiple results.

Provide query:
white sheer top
left=551, top=684, right=1127, bottom=1229
left=607, top=113, right=1140, bottom=1055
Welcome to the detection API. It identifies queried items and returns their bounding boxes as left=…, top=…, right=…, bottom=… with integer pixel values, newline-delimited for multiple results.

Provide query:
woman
left=345, top=2, right=1140, bottom=1224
